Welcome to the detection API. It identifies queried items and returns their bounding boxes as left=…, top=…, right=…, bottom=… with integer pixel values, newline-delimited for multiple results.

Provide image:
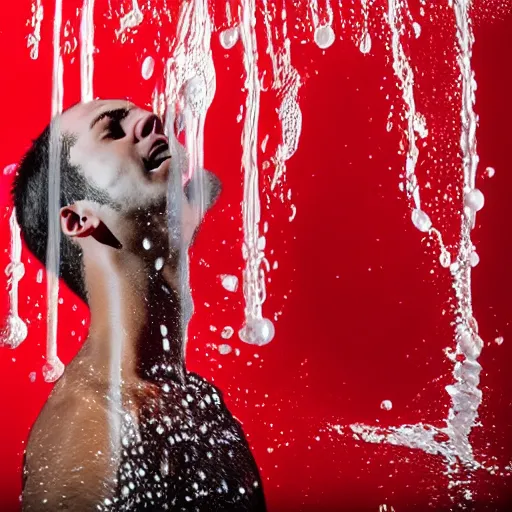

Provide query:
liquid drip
left=27, top=0, right=44, bottom=60
left=359, top=0, right=372, bottom=54
left=239, top=0, right=274, bottom=346
left=44, top=0, right=64, bottom=383
left=142, top=55, right=155, bottom=80
left=80, top=0, right=95, bottom=102
left=1, top=209, right=28, bottom=349
left=219, top=27, right=239, bottom=49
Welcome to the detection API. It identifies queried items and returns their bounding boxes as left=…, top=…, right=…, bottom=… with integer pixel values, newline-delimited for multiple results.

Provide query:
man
left=14, top=99, right=266, bottom=511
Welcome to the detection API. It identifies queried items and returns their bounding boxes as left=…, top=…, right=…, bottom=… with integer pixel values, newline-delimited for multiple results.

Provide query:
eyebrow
left=89, top=106, right=133, bottom=130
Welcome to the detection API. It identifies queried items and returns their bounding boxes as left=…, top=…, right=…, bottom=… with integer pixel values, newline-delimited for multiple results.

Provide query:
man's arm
left=22, top=391, right=118, bottom=511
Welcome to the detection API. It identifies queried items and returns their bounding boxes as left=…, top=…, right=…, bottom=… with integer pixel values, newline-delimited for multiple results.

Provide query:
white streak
left=80, top=0, right=95, bottom=102
left=27, top=0, right=44, bottom=60
left=117, top=0, right=144, bottom=38
left=1, top=209, right=28, bottom=348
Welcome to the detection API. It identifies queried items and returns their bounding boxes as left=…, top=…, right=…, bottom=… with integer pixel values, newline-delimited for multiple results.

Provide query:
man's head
left=13, top=99, right=214, bottom=304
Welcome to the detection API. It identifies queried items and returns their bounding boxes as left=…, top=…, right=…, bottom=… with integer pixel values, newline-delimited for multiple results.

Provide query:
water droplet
left=36, top=269, right=43, bottom=283
left=412, top=22, right=422, bottom=38
left=141, top=56, right=155, bottom=80
left=239, top=317, right=275, bottom=346
left=155, top=257, right=164, bottom=271
left=219, top=27, right=239, bottom=49
left=469, top=251, right=480, bottom=267
left=464, top=189, right=485, bottom=212
left=411, top=209, right=432, bottom=232
left=485, top=166, right=495, bottom=178
left=221, top=326, right=234, bottom=339
left=162, top=338, right=170, bottom=352
left=218, top=343, right=232, bottom=355
left=359, top=31, right=372, bottom=54
left=28, top=371, right=36, bottom=383
left=142, top=238, right=152, bottom=250
left=220, top=274, right=238, bottom=292
left=160, top=324, right=168, bottom=336
left=3, top=163, right=17, bottom=175
left=439, top=251, right=451, bottom=268
left=314, top=25, right=335, bottom=49
left=495, top=336, right=504, bottom=346
left=380, top=400, right=393, bottom=411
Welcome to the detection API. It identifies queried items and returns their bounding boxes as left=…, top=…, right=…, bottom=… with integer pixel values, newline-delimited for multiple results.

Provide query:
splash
left=80, top=0, right=95, bottom=102
left=1, top=209, right=28, bottom=349
left=43, top=0, right=65, bottom=383
left=238, top=0, right=275, bottom=346
left=27, top=0, right=44, bottom=60
left=117, top=0, right=144, bottom=39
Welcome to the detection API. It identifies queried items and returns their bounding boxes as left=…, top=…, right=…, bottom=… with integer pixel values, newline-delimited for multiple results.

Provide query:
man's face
left=60, top=99, right=195, bottom=256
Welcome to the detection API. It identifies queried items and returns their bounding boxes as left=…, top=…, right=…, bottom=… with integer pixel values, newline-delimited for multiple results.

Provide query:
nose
left=133, top=111, right=164, bottom=141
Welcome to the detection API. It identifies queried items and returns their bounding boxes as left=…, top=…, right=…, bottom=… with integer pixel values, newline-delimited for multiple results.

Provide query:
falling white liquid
left=238, top=0, right=275, bottom=346
left=80, top=0, right=95, bottom=102
left=1, top=209, right=28, bottom=349
left=310, top=0, right=336, bottom=49
left=43, top=0, right=65, bottom=383
left=359, top=0, right=372, bottom=54
left=117, top=0, right=144, bottom=38
left=141, top=55, right=155, bottom=80
left=220, top=274, right=238, bottom=292
left=27, top=0, right=44, bottom=60
left=219, top=26, right=239, bottom=49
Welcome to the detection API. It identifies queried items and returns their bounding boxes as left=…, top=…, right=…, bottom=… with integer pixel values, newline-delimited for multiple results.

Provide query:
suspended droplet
left=142, top=238, right=152, bottom=250
left=28, top=372, right=37, bottom=383
left=141, top=56, right=155, bottom=80
left=221, top=326, right=234, bottom=339
left=485, top=166, right=495, bottom=178
left=359, top=31, right=372, bottom=54
left=314, top=25, right=335, bottom=49
left=220, top=274, right=238, bottom=292
left=1, top=315, right=28, bottom=349
left=3, top=163, right=17, bottom=175
left=439, top=251, right=451, bottom=268
left=239, top=317, right=275, bottom=346
left=219, top=27, right=239, bottom=50
left=469, top=251, right=480, bottom=267
left=464, top=189, right=484, bottom=212
left=218, top=343, right=232, bottom=355
left=412, top=22, right=422, bottom=38
left=411, top=209, right=432, bottom=232
left=494, top=336, right=504, bottom=346
left=380, top=400, right=393, bottom=411
left=42, top=357, right=65, bottom=382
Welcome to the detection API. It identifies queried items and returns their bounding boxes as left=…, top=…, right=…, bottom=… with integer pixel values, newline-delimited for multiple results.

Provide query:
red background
left=1, top=1, right=512, bottom=510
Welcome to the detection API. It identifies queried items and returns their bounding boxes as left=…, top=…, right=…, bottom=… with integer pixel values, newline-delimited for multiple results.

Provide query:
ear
left=60, top=203, right=100, bottom=239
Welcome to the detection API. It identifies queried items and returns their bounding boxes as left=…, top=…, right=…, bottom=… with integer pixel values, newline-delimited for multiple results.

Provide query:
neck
left=77, top=242, right=190, bottom=387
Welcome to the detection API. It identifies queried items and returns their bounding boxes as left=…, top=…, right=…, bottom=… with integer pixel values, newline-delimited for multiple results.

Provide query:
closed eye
left=91, top=108, right=131, bottom=140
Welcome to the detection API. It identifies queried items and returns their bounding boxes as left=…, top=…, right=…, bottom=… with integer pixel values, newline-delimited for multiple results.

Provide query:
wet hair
left=12, top=124, right=113, bottom=304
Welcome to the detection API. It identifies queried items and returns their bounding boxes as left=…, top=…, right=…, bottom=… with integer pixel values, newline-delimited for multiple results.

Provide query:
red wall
left=1, top=1, right=512, bottom=510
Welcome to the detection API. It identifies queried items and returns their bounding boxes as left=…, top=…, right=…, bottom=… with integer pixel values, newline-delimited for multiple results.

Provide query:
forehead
left=59, top=99, right=135, bottom=134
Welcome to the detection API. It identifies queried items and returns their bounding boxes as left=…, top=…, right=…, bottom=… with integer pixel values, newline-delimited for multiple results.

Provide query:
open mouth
left=143, top=140, right=171, bottom=173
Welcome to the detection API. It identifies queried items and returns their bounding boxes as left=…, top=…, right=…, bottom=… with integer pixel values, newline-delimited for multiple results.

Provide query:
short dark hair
left=12, top=124, right=112, bottom=304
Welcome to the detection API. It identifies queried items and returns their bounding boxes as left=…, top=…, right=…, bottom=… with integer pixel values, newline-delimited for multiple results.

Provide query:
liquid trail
left=117, top=0, right=144, bottom=39
left=80, top=0, right=95, bottom=102
left=238, top=0, right=275, bottom=346
left=164, top=0, right=215, bottom=351
left=310, top=0, right=336, bottom=49
left=44, top=0, right=64, bottom=383
left=27, top=0, right=44, bottom=60
left=359, top=0, right=372, bottom=54
left=1, top=209, right=28, bottom=349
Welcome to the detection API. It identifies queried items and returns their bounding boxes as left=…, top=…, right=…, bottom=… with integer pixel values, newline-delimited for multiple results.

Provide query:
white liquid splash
left=117, top=0, right=144, bottom=39
left=44, top=0, right=65, bottom=383
left=80, top=0, right=95, bottom=102
left=27, top=0, right=44, bottom=60
left=238, top=0, right=274, bottom=346
left=1, top=209, right=28, bottom=349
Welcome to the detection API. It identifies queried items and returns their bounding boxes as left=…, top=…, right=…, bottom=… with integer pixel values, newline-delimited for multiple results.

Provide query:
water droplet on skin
left=380, top=400, right=393, bottom=411
left=155, top=257, right=164, bottom=271
left=411, top=209, right=432, bottom=232
left=218, top=343, right=232, bottom=355
left=239, top=317, right=275, bottom=346
left=219, top=27, right=239, bottom=49
left=221, top=326, right=234, bottom=339
left=42, top=357, right=65, bottom=382
left=359, top=31, right=372, bottom=54
left=142, top=238, right=152, bottom=250
left=220, top=274, right=238, bottom=292
left=160, top=324, right=168, bottom=336
left=141, top=56, right=155, bottom=80
left=469, top=251, right=480, bottom=267
left=314, top=25, right=335, bottom=49
left=464, top=189, right=485, bottom=211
